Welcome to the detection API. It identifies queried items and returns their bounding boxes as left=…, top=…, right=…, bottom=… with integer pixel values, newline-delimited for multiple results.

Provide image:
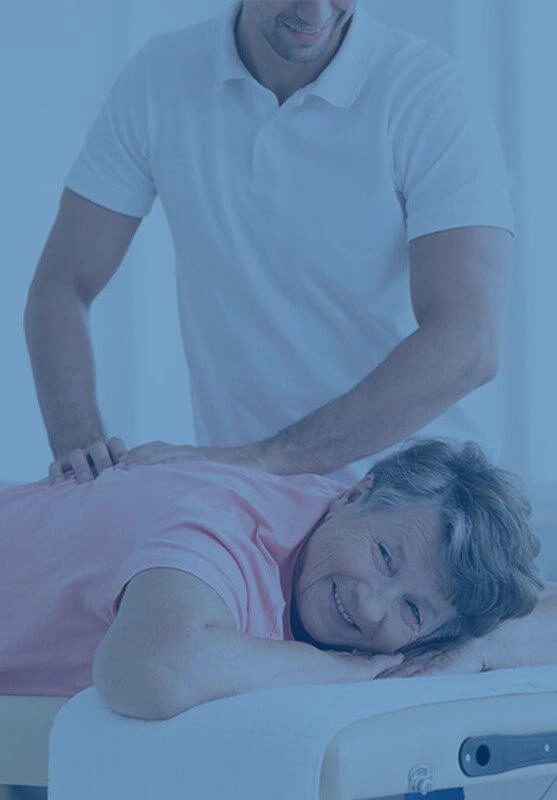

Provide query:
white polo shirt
left=64, top=0, right=516, bottom=484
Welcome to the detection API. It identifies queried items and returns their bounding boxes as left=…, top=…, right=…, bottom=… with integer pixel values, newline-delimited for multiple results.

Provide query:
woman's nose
left=357, top=581, right=392, bottom=631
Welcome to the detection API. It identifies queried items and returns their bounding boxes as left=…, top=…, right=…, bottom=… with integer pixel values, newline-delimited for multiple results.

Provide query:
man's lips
left=280, top=19, right=333, bottom=41
left=284, top=21, right=326, bottom=33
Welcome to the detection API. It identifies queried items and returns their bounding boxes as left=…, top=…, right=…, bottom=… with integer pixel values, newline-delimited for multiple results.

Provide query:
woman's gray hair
left=354, top=437, right=545, bottom=650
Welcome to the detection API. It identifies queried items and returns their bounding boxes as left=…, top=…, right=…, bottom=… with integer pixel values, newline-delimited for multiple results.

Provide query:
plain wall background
left=1, top=1, right=555, bottom=567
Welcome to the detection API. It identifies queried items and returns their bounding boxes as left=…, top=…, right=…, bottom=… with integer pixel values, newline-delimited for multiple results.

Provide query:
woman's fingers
left=328, top=650, right=404, bottom=682
left=366, top=653, right=405, bottom=678
left=343, top=649, right=406, bottom=679
left=379, top=650, right=440, bottom=678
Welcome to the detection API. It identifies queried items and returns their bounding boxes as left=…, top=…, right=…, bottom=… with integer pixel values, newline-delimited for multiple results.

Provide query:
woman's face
left=291, top=476, right=457, bottom=654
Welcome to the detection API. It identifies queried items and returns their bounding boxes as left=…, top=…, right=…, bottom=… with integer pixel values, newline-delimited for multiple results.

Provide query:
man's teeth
left=334, top=585, right=355, bottom=625
left=285, top=22, right=322, bottom=33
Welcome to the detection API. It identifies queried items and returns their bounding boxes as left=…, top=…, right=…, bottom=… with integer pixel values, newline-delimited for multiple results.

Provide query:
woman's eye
left=378, top=543, right=392, bottom=567
left=406, top=600, right=422, bottom=625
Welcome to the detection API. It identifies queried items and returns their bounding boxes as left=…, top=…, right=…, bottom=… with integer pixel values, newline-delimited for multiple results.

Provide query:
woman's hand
left=376, top=637, right=489, bottom=678
left=326, top=649, right=405, bottom=681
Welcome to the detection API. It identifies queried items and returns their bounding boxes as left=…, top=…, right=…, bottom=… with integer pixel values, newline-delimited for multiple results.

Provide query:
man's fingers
left=106, top=437, right=128, bottom=464
left=49, top=451, right=94, bottom=484
left=67, top=449, right=95, bottom=483
left=88, top=441, right=119, bottom=476
left=48, top=438, right=129, bottom=485
left=89, top=439, right=129, bottom=476
left=49, top=461, right=66, bottom=485
left=49, top=458, right=78, bottom=484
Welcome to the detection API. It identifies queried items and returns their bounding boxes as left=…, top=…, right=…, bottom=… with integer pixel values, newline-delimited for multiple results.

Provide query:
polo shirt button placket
left=252, top=118, right=277, bottom=183
left=252, top=95, right=302, bottom=182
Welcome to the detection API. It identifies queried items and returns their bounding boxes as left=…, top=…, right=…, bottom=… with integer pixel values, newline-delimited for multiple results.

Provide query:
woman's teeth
left=334, top=584, right=356, bottom=626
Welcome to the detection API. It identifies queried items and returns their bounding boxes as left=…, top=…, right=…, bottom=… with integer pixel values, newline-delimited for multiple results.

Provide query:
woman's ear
left=361, top=473, right=374, bottom=490
left=341, top=473, right=375, bottom=506
left=326, top=474, right=375, bottom=519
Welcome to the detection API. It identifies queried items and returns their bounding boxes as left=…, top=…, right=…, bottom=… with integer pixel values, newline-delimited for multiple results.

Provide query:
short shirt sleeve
left=64, top=39, right=158, bottom=218
left=390, top=55, right=516, bottom=243
left=95, top=496, right=256, bottom=631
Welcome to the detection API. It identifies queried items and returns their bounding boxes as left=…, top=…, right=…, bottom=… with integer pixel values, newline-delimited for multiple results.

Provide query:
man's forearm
left=264, top=324, right=493, bottom=475
left=25, top=284, right=105, bottom=458
left=485, top=582, right=557, bottom=669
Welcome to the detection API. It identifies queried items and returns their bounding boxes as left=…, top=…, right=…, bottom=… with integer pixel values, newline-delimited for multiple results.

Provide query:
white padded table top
left=45, top=666, right=557, bottom=800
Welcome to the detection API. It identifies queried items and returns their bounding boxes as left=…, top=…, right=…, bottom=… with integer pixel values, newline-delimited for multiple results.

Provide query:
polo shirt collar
left=215, top=0, right=376, bottom=108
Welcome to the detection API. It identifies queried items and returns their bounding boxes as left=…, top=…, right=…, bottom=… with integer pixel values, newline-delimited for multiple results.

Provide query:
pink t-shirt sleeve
left=87, top=489, right=260, bottom=632
left=83, top=467, right=342, bottom=641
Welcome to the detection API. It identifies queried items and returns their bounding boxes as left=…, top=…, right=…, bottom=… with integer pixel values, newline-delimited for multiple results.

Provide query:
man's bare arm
left=262, top=226, right=512, bottom=476
left=25, top=188, right=140, bottom=477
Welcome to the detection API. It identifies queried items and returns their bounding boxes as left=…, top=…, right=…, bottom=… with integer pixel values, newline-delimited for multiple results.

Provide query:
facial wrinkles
left=403, top=518, right=448, bottom=607
left=397, top=540, right=451, bottom=646
left=316, top=514, right=364, bottom=569
left=294, top=499, right=453, bottom=653
left=362, top=507, right=446, bottom=647
left=369, top=545, right=417, bottom=649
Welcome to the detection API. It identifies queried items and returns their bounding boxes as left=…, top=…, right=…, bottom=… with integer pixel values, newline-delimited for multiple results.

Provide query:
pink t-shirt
left=0, top=460, right=347, bottom=697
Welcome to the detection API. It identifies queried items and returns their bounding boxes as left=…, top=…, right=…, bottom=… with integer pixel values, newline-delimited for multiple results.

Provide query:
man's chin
left=272, top=28, right=334, bottom=60
left=274, top=45, right=329, bottom=64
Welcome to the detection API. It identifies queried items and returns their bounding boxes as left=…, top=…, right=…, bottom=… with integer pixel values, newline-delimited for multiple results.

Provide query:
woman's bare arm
left=93, top=567, right=402, bottom=720
left=155, top=626, right=402, bottom=718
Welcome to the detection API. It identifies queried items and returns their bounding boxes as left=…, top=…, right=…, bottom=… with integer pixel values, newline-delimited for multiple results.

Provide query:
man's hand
left=116, top=440, right=270, bottom=473
left=373, top=637, right=489, bottom=679
left=49, top=437, right=128, bottom=485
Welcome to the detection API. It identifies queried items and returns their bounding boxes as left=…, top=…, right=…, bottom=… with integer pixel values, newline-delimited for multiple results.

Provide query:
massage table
left=1, top=478, right=556, bottom=800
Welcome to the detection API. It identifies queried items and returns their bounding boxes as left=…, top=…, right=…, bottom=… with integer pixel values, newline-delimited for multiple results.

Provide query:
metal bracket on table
left=459, top=732, right=557, bottom=777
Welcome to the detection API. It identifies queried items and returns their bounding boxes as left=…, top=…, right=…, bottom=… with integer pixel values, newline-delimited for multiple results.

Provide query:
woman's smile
left=332, top=582, right=358, bottom=629
left=293, top=492, right=461, bottom=653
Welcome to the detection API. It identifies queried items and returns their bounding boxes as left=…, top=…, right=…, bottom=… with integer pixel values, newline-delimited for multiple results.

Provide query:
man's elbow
left=474, top=348, right=499, bottom=387
left=464, top=335, right=499, bottom=389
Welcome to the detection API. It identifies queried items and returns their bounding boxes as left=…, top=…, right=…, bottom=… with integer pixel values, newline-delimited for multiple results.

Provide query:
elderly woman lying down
left=0, top=438, right=555, bottom=720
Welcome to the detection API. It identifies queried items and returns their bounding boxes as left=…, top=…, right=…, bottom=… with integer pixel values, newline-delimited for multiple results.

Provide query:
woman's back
left=0, top=461, right=344, bottom=697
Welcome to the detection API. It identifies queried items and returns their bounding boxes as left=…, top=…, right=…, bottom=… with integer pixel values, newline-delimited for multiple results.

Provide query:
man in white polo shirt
left=26, top=0, right=515, bottom=490
left=20, top=7, right=512, bottom=798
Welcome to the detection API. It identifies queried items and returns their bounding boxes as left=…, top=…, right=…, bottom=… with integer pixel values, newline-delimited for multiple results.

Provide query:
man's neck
left=234, top=6, right=351, bottom=104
